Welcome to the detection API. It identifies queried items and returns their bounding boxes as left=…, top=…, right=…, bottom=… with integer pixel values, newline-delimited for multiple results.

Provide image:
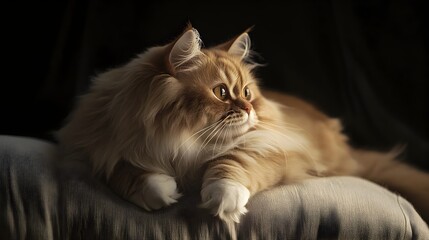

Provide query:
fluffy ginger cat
left=58, top=26, right=429, bottom=223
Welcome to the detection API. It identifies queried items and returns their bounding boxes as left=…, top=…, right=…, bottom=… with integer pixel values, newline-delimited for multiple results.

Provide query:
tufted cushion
left=1, top=135, right=428, bottom=239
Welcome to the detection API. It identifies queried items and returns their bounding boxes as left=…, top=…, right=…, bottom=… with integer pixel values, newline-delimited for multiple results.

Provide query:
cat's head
left=138, top=26, right=265, bottom=151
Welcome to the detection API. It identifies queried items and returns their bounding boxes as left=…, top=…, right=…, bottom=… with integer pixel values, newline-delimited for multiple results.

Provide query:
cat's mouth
left=220, top=110, right=256, bottom=137
left=224, top=111, right=249, bottom=126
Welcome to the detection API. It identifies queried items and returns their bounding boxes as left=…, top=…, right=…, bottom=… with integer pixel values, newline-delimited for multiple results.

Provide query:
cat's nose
left=233, top=100, right=252, bottom=114
left=243, top=106, right=251, bottom=114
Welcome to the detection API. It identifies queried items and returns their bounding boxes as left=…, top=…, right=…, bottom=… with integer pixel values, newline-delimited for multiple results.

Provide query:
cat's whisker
left=215, top=120, right=231, bottom=158
left=200, top=118, right=227, bottom=149
left=211, top=118, right=231, bottom=158
left=185, top=117, right=227, bottom=161
left=177, top=120, right=222, bottom=162
left=199, top=116, right=231, bottom=159
left=177, top=121, right=220, bottom=150
left=212, top=124, right=225, bottom=157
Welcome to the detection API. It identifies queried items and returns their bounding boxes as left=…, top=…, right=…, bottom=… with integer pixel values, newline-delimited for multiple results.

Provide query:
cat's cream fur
left=58, top=26, right=429, bottom=223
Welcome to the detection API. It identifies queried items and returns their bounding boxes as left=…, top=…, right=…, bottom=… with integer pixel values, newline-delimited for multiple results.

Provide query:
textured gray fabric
left=1, top=135, right=428, bottom=240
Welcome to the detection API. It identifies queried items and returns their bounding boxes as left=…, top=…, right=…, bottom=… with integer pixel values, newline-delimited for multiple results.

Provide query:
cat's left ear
left=215, top=29, right=252, bottom=61
left=168, top=27, right=202, bottom=73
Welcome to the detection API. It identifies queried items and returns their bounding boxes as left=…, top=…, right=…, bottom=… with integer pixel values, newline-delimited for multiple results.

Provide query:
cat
left=57, top=25, right=429, bottom=223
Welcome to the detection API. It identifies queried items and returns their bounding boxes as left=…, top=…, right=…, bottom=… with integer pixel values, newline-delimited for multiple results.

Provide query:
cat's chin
left=225, top=111, right=257, bottom=139
left=224, top=125, right=250, bottom=139
left=226, top=119, right=257, bottom=139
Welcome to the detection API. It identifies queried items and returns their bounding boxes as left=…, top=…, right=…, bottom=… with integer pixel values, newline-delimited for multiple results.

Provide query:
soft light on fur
left=58, top=26, right=429, bottom=223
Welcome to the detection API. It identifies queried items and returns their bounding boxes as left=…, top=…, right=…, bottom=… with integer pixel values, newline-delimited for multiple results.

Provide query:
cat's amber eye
left=213, top=85, right=228, bottom=100
left=243, top=86, right=251, bottom=100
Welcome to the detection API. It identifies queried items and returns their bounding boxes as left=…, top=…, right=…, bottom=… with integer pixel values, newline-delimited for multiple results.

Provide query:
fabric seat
left=1, top=135, right=428, bottom=239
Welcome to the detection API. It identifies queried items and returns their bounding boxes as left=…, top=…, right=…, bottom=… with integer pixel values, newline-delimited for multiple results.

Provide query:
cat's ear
left=227, top=32, right=251, bottom=60
left=168, top=27, right=202, bottom=72
left=215, top=29, right=252, bottom=61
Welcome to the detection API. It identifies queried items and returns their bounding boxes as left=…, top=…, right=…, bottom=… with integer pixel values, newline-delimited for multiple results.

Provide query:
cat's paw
left=129, top=174, right=182, bottom=211
left=200, top=179, right=250, bottom=223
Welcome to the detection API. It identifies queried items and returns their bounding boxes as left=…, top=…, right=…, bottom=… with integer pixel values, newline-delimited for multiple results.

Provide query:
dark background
left=2, top=0, right=428, bottom=170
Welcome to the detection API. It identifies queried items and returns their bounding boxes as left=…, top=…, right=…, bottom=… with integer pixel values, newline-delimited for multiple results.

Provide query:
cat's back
left=261, top=89, right=331, bottom=123
left=261, top=88, right=347, bottom=146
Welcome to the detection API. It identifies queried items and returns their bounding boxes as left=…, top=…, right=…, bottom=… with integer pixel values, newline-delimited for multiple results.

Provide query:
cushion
left=1, top=135, right=428, bottom=239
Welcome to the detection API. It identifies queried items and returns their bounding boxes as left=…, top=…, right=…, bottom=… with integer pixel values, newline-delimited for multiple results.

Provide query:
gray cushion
left=1, top=135, right=428, bottom=239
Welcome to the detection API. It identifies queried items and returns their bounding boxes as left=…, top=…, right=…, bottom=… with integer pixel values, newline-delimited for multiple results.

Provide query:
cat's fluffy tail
left=352, top=147, right=429, bottom=223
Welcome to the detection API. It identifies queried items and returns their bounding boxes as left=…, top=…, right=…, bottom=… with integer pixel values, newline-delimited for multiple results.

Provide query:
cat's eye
left=213, top=85, right=228, bottom=100
left=243, top=86, right=251, bottom=100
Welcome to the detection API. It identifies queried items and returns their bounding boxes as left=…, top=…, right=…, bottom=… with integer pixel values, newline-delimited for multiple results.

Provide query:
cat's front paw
left=129, top=174, right=182, bottom=211
left=200, top=179, right=250, bottom=223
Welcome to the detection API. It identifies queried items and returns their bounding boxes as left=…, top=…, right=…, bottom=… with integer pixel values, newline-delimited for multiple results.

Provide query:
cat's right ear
left=168, top=28, right=202, bottom=73
left=213, top=27, right=253, bottom=61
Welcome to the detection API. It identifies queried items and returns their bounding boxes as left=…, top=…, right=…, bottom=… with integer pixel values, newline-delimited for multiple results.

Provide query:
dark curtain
left=2, top=0, right=428, bottom=170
